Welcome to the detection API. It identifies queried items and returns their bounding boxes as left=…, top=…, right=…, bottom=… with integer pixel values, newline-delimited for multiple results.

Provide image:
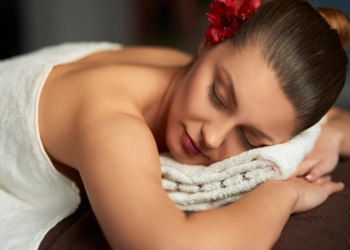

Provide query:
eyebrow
left=218, top=65, right=275, bottom=144
left=219, top=64, right=238, bottom=107
left=246, top=126, right=275, bottom=143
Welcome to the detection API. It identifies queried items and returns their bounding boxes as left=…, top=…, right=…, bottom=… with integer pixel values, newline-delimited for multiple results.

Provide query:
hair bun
left=318, top=7, right=350, bottom=48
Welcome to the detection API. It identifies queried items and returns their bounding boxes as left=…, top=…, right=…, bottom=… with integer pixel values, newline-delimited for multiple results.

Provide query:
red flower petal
left=236, top=0, right=261, bottom=20
left=210, top=1, right=225, bottom=14
left=217, top=0, right=239, bottom=9
left=251, top=0, right=262, bottom=9
left=209, top=2, right=216, bottom=12
left=206, top=13, right=220, bottom=26
left=205, top=0, right=262, bottom=44
left=206, top=25, right=222, bottom=45
left=232, top=0, right=244, bottom=14
left=222, top=16, right=239, bottom=37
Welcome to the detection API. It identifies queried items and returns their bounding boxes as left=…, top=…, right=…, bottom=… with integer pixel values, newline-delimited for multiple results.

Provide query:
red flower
left=205, top=0, right=262, bottom=45
left=236, top=0, right=261, bottom=20
left=205, top=1, right=239, bottom=44
left=251, top=0, right=262, bottom=9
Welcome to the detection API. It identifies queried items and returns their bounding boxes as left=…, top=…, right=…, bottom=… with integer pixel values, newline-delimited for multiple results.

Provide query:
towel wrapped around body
left=161, top=123, right=321, bottom=211
left=0, top=42, right=122, bottom=250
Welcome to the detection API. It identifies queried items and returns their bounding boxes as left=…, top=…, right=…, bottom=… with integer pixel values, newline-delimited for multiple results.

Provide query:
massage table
left=39, top=159, right=350, bottom=250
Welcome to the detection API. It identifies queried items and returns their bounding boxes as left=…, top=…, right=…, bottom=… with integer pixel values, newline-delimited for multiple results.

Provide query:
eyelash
left=208, top=81, right=225, bottom=109
left=239, top=128, right=255, bottom=150
left=208, top=81, right=255, bottom=150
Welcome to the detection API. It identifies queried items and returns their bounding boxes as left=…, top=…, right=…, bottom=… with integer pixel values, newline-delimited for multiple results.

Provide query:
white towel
left=0, top=42, right=122, bottom=250
left=161, top=123, right=321, bottom=211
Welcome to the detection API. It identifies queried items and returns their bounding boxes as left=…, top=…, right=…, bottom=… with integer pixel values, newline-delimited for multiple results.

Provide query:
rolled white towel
left=161, top=123, right=321, bottom=211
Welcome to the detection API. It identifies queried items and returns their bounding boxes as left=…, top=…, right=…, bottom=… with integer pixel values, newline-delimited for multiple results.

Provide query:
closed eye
left=239, top=128, right=257, bottom=150
left=208, top=80, right=226, bottom=110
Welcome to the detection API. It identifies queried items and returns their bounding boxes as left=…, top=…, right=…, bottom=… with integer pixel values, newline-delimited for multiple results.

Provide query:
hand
left=292, top=126, right=342, bottom=182
left=285, top=176, right=344, bottom=214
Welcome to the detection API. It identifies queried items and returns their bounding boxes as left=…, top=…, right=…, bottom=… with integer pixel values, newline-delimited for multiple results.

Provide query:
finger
left=295, top=158, right=319, bottom=177
left=321, top=181, right=345, bottom=196
left=315, top=175, right=331, bottom=185
left=305, top=167, right=323, bottom=182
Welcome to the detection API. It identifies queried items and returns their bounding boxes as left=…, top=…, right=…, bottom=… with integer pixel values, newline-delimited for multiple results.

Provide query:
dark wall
left=0, top=0, right=20, bottom=59
left=1, top=0, right=349, bottom=108
left=1, top=0, right=209, bottom=58
left=309, top=0, right=350, bottom=108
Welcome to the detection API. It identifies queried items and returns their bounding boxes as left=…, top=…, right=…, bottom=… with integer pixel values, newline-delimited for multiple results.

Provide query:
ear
left=197, top=39, right=209, bottom=56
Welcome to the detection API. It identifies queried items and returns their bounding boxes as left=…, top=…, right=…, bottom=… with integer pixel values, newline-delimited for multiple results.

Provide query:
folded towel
left=161, top=123, right=321, bottom=211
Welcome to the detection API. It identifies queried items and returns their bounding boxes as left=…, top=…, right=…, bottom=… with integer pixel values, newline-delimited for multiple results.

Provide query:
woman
left=0, top=0, right=349, bottom=249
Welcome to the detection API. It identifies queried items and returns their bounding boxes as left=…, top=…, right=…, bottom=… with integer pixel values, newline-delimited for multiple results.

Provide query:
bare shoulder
left=73, top=112, right=160, bottom=172
left=39, top=62, right=155, bottom=168
left=80, top=45, right=193, bottom=66
left=40, top=85, right=160, bottom=171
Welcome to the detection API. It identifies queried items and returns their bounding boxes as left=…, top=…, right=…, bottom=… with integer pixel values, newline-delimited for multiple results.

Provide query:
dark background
left=1, top=0, right=349, bottom=108
left=309, top=0, right=350, bottom=109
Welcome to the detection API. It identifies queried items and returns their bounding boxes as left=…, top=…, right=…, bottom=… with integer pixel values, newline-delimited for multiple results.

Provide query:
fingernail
left=339, top=182, right=345, bottom=187
left=305, top=174, right=312, bottom=181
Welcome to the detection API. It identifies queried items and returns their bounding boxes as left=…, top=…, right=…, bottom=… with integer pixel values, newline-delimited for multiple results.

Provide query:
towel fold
left=161, top=123, right=321, bottom=211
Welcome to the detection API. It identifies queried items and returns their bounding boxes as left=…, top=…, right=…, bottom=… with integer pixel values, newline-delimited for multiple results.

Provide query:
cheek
left=220, top=131, right=247, bottom=158
left=179, top=81, right=214, bottom=119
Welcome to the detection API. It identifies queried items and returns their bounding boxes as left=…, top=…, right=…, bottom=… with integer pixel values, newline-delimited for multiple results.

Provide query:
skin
left=38, top=41, right=344, bottom=249
left=166, top=41, right=295, bottom=165
left=294, top=107, right=350, bottom=181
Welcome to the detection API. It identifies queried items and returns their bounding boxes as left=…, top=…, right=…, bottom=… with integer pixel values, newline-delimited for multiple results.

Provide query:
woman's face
left=166, top=41, right=295, bottom=165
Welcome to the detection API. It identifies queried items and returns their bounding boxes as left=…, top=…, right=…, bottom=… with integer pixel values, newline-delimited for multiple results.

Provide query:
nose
left=201, top=120, right=233, bottom=149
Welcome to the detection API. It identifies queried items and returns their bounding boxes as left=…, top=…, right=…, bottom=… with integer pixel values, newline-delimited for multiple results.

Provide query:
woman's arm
left=293, top=107, right=350, bottom=181
left=326, top=107, right=350, bottom=156
left=68, top=113, right=342, bottom=250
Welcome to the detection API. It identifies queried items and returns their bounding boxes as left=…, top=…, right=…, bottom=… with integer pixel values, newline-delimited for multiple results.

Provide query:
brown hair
left=318, top=7, right=350, bottom=48
left=231, top=0, right=348, bottom=135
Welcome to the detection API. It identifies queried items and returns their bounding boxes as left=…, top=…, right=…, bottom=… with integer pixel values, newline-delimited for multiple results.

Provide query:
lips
left=182, top=130, right=205, bottom=157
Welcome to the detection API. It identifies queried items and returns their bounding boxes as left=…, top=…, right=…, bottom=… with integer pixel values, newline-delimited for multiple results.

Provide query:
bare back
left=38, top=46, right=192, bottom=189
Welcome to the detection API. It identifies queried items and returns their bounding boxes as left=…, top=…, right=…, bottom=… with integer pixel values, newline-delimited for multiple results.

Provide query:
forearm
left=88, top=169, right=296, bottom=250
left=326, top=107, right=350, bottom=156
left=77, top=114, right=298, bottom=250
left=182, top=181, right=296, bottom=250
